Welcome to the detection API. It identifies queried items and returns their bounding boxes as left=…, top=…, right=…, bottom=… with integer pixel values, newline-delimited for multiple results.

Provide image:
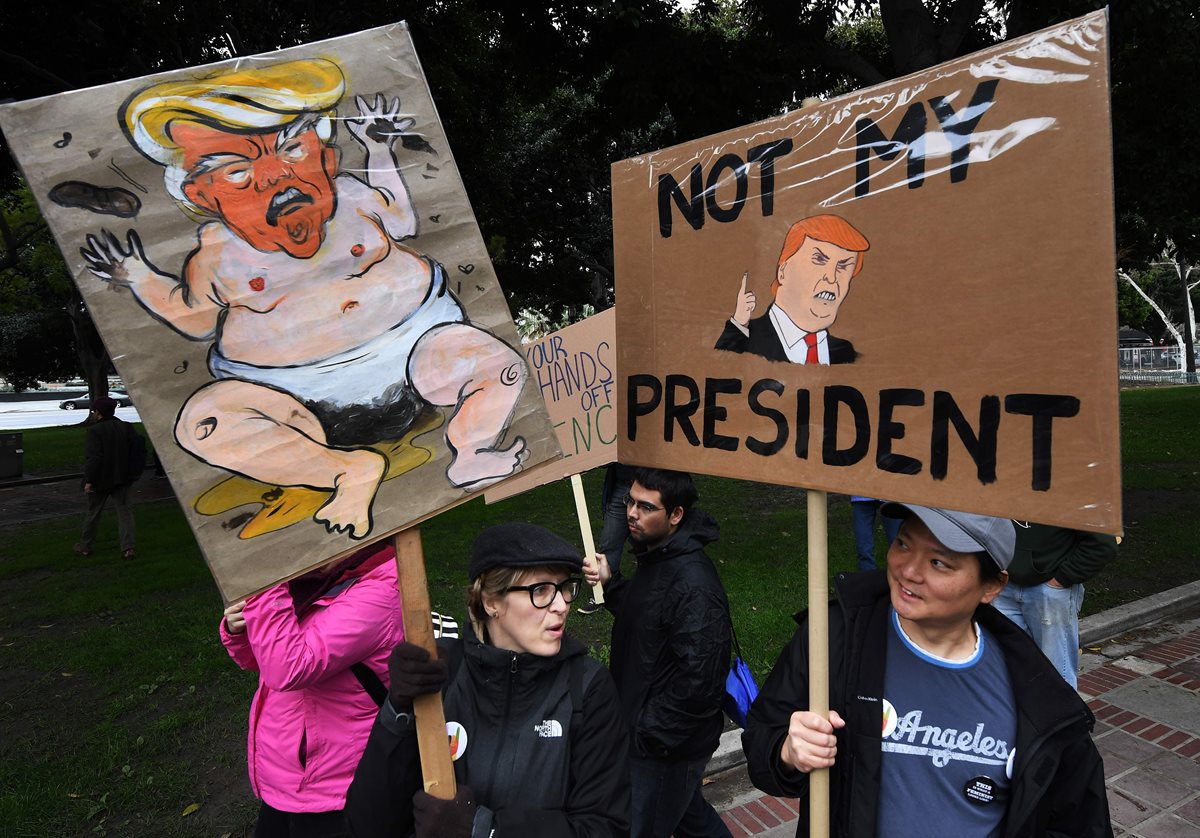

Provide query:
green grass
left=1119, top=386, right=1200, bottom=491
left=14, top=422, right=154, bottom=476
left=0, top=386, right=1196, bottom=835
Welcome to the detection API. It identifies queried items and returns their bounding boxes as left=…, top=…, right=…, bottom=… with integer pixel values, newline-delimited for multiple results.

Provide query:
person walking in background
left=73, top=395, right=137, bottom=560
left=850, top=496, right=901, bottom=571
left=346, top=523, right=630, bottom=837
left=583, top=468, right=732, bottom=838
left=992, top=523, right=1119, bottom=688
left=579, top=462, right=636, bottom=614
left=221, top=542, right=403, bottom=837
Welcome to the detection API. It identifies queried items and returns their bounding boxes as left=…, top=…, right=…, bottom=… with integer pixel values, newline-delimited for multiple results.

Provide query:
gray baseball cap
left=881, top=502, right=1016, bottom=570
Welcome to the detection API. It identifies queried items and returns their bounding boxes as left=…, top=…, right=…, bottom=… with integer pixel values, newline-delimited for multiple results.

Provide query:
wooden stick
left=570, top=473, right=604, bottom=604
left=393, top=528, right=457, bottom=799
left=807, top=490, right=830, bottom=838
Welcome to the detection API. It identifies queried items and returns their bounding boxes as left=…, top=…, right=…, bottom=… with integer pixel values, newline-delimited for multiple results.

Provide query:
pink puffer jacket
left=220, top=551, right=403, bottom=813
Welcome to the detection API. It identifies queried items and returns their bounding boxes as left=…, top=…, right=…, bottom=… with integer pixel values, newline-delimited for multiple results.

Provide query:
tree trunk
left=1181, top=255, right=1197, bottom=378
left=65, top=288, right=111, bottom=420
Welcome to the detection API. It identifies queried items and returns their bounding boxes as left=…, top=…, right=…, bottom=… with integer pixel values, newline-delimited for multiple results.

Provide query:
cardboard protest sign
left=485, top=308, right=617, bottom=503
left=611, top=11, right=1120, bottom=533
left=0, top=23, right=560, bottom=600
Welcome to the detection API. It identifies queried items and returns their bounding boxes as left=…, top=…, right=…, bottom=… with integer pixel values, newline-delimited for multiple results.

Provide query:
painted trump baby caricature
left=716, top=214, right=869, bottom=365
left=79, top=58, right=527, bottom=541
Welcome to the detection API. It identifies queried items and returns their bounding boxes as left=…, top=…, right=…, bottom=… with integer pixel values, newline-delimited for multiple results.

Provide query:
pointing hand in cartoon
left=732, top=271, right=756, bottom=327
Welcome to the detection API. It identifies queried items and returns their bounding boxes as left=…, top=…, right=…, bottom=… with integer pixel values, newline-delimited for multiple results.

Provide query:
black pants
left=254, top=802, right=348, bottom=838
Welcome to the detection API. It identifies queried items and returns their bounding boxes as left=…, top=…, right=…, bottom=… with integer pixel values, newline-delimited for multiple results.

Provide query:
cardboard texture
left=485, top=308, right=617, bottom=503
left=0, top=23, right=560, bottom=600
left=611, top=12, right=1121, bottom=534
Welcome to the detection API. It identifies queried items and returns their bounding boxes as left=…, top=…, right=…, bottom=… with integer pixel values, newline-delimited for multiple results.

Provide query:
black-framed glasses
left=505, top=577, right=582, bottom=608
left=623, top=494, right=663, bottom=514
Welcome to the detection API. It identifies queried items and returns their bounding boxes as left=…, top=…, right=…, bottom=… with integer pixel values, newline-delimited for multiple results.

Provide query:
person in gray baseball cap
left=743, top=502, right=1112, bottom=838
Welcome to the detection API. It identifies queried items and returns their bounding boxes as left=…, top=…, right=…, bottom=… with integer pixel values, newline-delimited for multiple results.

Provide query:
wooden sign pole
left=571, top=473, right=605, bottom=604
left=393, top=527, right=457, bottom=799
left=807, top=489, right=830, bottom=838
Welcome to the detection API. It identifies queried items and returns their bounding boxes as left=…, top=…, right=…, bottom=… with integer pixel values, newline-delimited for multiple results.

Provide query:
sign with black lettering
left=610, top=12, right=1120, bottom=533
left=0, top=23, right=560, bottom=601
left=486, top=308, right=617, bottom=502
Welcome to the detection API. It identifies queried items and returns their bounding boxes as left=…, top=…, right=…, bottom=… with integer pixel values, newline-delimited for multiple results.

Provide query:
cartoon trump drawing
left=79, top=58, right=527, bottom=540
left=715, top=214, right=869, bottom=365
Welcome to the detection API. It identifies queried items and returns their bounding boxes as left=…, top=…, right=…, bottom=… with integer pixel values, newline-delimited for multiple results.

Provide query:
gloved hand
left=413, top=784, right=477, bottom=838
left=387, top=641, right=447, bottom=710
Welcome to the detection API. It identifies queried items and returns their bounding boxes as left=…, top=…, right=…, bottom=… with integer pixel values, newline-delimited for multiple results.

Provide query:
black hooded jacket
left=345, top=628, right=630, bottom=837
left=742, top=570, right=1113, bottom=838
left=603, top=509, right=731, bottom=762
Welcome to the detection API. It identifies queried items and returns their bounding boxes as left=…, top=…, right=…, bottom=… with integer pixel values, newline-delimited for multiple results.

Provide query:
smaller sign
left=485, top=308, right=617, bottom=503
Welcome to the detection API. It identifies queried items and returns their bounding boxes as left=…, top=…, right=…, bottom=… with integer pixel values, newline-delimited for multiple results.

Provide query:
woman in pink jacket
left=221, top=542, right=404, bottom=837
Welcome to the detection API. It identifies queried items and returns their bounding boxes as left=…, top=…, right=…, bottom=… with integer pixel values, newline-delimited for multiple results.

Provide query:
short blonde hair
left=466, top=564, right=567, bottom=643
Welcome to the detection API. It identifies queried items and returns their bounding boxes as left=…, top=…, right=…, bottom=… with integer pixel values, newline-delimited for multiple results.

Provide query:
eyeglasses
left=623, top=494, right=663, bottom=515
left=505, top=577, right=582, bottom=608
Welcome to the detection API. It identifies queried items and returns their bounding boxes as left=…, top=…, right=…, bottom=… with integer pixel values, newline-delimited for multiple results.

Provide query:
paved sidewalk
left=0, top=470, right=176, bottom=526
left=708, top=603, right=1200, bottom=838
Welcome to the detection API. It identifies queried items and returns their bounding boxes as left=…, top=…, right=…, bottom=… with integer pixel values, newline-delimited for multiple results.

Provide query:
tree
left=1118, top=243, right=1200, bottom=373
left=0, top=0, right=1193, bottom=347
left=0, top=177, right=108, bottom=395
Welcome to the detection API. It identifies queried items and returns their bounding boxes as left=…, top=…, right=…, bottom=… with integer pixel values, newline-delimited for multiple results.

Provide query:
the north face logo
left=534, top=719, right=563, bottom=738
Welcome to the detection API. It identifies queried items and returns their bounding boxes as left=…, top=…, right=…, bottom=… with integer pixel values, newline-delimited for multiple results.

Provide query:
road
left=0, top=399, right=142, bottom=431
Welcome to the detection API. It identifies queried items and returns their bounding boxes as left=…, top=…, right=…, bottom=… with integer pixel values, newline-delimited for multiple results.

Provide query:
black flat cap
left=468, top=523, right=582, bottom=581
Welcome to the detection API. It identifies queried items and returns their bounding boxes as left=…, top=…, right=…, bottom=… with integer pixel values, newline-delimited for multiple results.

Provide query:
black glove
left=413, top=784, right=477, bottom=838
left=387, top=641, right=447, bottom=710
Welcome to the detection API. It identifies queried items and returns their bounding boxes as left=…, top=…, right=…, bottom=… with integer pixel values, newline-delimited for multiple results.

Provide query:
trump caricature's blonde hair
left=120, top=58, right=345, bottom=208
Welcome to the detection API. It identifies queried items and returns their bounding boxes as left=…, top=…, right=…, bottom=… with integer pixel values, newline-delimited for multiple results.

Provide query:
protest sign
left=611, top=11, right=1120, bottom=533
left=485, top=307, right=617, bottom=503
left=0, top=23, right=560, bottom=600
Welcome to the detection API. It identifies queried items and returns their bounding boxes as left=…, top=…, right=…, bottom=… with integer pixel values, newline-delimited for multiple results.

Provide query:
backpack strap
left=729, top=621, right=746, bottom=662
left=350, top=662, right=388, bottom=707
left=568, top=655, right=602, bottom=727
left=352, top=634, right=467, bottom=709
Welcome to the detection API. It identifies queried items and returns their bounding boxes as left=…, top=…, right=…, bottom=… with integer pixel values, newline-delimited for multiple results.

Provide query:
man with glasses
left=583, top=468, right=733, bottom=838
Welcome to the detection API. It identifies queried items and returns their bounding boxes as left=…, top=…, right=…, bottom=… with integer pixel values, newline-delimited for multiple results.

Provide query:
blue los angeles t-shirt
left=877, top=608, right=1016, bottom=838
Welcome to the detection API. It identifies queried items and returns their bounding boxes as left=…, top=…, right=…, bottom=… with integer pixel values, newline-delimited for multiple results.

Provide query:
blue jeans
left=852, top=499, right=900, bottom=572
left=630, top=755, right=733, bottom=838
left=597, top=478, right=632, bottom=577
left=992, top=581, right=1085, bottom=688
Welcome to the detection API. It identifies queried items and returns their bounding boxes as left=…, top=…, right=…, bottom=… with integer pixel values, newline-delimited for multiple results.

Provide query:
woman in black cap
left=345, top=523, right=631, bottom=837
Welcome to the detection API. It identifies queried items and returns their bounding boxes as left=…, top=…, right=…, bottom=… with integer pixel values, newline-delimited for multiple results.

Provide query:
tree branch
left=938, top=0, right=987, bottom=62
left=1119, top=269, right=1185, bottom=358
left=799, top=39, right=887, bottom=87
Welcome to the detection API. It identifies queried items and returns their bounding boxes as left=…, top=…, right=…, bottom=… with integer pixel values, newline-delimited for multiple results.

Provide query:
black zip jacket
left=603, top=509, right=731, bottom=762
left=742, top=571, right=1112, bottom=838
left=345, top=629, right=630, bottom=837
left=84, top=416, right=133, bottom=491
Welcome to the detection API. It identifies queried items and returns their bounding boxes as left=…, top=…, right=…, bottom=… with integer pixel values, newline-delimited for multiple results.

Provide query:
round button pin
left=964, top=775, right=998, bottom=806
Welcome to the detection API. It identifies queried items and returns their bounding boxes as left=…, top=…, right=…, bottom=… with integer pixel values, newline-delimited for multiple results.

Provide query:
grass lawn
left=1, top=386, right=1196, bottom=836
left=15, top=422, right=155, bottom=476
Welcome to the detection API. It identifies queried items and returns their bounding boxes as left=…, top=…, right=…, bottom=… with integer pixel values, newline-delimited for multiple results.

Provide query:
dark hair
left=975, top=551, right=1005, bottom=584
left=632, top=468, right=698, bottom=514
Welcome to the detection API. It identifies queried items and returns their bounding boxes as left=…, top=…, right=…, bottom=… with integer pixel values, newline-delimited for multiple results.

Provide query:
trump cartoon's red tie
left=804, top=332, right=818, bottom=365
